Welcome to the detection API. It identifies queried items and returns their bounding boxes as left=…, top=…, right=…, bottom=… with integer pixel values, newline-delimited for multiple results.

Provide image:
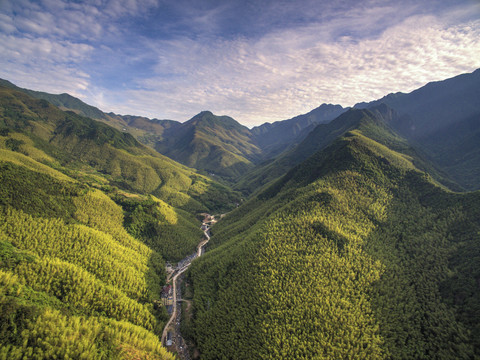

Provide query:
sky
left=0, top=0, right=479, bottom=126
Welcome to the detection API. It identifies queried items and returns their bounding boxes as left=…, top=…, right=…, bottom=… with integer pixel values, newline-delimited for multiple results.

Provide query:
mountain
left=0, top=83, right=248, bottom=358
left=251, top=103, right=347, bottom=159
left=152, top=105, right=348, bottom=182
left=185, top=112, right=480, bottom=359
left=2, top=69, right=480, bottom=359
left=0, top=79, right=351, bottom=182
left=235, top=105, right=432, bottom=195
left=0, top=78, right=108, bottom=120
left=105, top=113, right=181, bottom=148
left=3, top=69, right=479, bottom=191
left=154, top=111, right=263, bottom=181
left=0, top=78, right=182, bottom=150
left=0, top=84, right=239, bottom=254
left=355, top=68, right=480, bottom=190
left=236, top=68, right=480, bottom=194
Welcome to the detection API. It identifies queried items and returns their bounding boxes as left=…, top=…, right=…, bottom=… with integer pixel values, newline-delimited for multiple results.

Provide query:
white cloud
left=1, top=0, right=479, bottom=126
left=110, top=7, right=480, bottom=126
left=0, top=33, right=92, bottom=95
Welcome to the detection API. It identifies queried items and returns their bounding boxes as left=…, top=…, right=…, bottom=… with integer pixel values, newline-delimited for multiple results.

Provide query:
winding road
left=160, top=217, right=212, bottom=352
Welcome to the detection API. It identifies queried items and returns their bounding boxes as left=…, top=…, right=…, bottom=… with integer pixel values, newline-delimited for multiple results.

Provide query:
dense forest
left=1, top=69, right=480, bottom=359
left=185, top=117, right=480, bottom=359
left=0, top=85, right=238, bottom=359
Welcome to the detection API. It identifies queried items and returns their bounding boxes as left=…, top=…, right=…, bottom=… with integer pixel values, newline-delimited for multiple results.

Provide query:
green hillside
left=251, top=103, right=347, bottom=159
left=0, top=78, right=183, bottom=150
left=2, top=70, right=480, bottom=359
left=0, top=86, right=241, bottom=358
left=155, top=111, right=262, bottom=181
left=0, top=158, right=175, bottom=359
left=235, top=105, right=460, bottom=196
left=355, top=68, right=480, bottom=190
left=108, top=114, right=181, bottom=148
left=0, top=85, right=238, bottom=213
left=185, top=121, right=480, bottom=358
left=0, top=78, right=107, bottom=120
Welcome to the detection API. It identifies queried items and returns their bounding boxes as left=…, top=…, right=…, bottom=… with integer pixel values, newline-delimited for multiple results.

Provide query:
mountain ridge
left=185, top=109, right=480, bottom=359
left=4, top=68, right=479, bottom=189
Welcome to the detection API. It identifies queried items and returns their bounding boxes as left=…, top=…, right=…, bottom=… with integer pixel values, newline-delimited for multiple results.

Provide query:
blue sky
left=0, top=0, right=479, bottom=126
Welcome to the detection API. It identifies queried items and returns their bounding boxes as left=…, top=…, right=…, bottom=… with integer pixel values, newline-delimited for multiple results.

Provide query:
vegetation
left=357, top=68, right=480, bottom=190
left=155, top=111, right=262, bottom=181
left=2, top=71, right=480, bottom=359
left=115, top=194, right=203, bottom=261
left=186, top=127, right=480, bottom=359
left=250, top=103, right=347, bottom=159
left=0, top=85, right=241, bottom=358
left=0, top=156, right=172, bottom=357
left=0, top=85, right=239, bottom=213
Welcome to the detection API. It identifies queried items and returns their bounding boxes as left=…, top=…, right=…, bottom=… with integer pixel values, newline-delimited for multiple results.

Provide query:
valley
left=0, top=68, right=480, bottom=359
left=161, top=214, right=212, bottom=358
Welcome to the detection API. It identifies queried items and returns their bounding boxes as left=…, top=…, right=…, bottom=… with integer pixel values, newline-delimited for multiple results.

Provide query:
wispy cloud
left=109, top=4, right=480, bottom=125
left=0, top=0, right=479, bottom=126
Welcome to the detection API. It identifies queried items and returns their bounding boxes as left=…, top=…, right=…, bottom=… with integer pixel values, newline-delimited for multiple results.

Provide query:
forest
left=0, top=86, right=238, bottom=359
left=1, top=75, right=480, bottom=360
left=185, top=125, right=480, bottom=359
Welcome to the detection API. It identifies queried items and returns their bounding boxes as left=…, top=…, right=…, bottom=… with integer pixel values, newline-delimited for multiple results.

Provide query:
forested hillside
left=0, top=86, right=240, bottom=358
left=155, top=111, right=262, bottom=181
left=355, top=68, right=480, bottom=190
left=0, top=79, right=350, bottom=182
left=234, top=105, right=450, bottom=195
left=185, top=117, right=480, bottom=359
left=3, top=69, right=480, bottom=192
left=250, top=103, right=347, bottom=159
left=2, top=69, right=480, bottom=359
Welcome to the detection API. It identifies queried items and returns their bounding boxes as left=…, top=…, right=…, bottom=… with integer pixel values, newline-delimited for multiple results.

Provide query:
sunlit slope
left=0, top=85, right=241, bottom=357
left=187, top=126, right=480, bottom=359
left=0, top=156, right=174, bottom=359
left=156, top=111, right=262, bottom=181
left=0, top=77, right=182, bottom=149
left=0, top=85, right=238, bottom=213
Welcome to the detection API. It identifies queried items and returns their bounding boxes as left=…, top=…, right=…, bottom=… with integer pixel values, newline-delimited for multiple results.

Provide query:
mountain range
left=1, top=68, right=479, bottom=359
left=0, top=79, right=349, bottom=181
left=3, top=69, right=480, bottom=190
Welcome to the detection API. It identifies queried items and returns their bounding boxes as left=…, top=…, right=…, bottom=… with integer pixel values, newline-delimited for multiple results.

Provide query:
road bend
left=161, top=216, right=212, bottom=356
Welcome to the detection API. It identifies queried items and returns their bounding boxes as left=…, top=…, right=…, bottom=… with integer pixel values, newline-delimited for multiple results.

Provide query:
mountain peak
left=187, top=111, right=247, bottom=131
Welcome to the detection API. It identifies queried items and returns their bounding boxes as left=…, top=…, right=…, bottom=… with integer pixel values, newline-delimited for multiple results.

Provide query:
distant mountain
left=105, top=112, right=181, bottom=148
left=3, top=68, right=479, bottom=190
left=251, top=103, right=347, bottom=159
left=0, top=79, right=351, bottom=182
left=236, top=106, right=399, bottom=194
left=355, top=68, right=480, bottom=190
left=0, top=78, right=181, bottom=149
left=153, top=105, right=348, bottom=181
left=0, top=85, right=238, bottom=215
left=155, top=111, right=262, bottom=181
left=0, top=78, right=108, bottom=120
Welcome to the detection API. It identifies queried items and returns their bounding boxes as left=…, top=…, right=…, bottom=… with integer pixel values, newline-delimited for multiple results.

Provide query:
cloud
left=1, top=0, right=479, bottom=126
left=0, top=13, right=15, bottom=33
left=0, top=33, right=92, bottom=95
left=104, top=0, right=159, bottom=18
left=110, top=6, right=480, bottom=126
